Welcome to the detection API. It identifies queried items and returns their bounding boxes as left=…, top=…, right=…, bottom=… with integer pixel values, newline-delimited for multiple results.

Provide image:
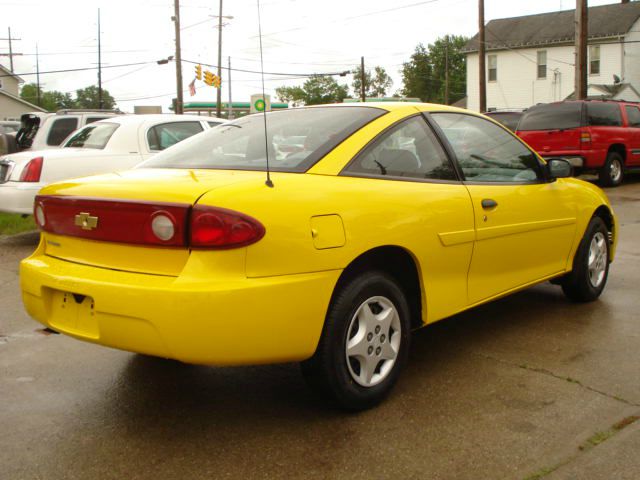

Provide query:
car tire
left=599, top=152, right=624, bottom=187
left=561, top=217, right=610, bottom=302
left=301, top=271, right=411, bottom=411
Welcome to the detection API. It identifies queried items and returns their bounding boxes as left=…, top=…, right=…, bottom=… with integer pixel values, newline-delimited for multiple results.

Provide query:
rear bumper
left=20, top=250, right=340, bottom=365
left=0, top=182, right=41, bottom=214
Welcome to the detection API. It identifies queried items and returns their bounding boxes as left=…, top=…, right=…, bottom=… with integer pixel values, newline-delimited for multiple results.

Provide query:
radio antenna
left=257, top=0, right=273, bottom=188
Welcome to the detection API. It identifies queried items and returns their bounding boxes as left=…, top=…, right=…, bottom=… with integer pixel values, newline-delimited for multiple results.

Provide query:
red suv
left=516, top=100, right=640, bottom=186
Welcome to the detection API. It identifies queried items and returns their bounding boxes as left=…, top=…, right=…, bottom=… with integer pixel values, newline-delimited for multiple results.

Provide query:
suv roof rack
left=55, top=109, right=123, bottom=115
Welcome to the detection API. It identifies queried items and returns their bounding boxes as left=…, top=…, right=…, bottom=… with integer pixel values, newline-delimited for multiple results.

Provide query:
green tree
left=20, top=83, right=75, bottom=112
left=351, top=65, right=393, bottom=98
left=401, top=35, right=468, bottom=104
left=276, top=75, right=349, bottom=106
left=75, top=85, right=116, bottom=109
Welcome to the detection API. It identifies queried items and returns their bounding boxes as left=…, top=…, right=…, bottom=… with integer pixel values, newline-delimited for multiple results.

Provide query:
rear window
left=139, top=107, right=386, bottom=172
left=517, top=103, right=582, bottom=131
left=47, top=117, right=79, bottom=146
left=626, top=106, right=640, bottom=128
left=587, top=103, right=622, bottom=127
left=63, top=123, right=119, bottom=149
left=485, top=112, right=522, bottom=131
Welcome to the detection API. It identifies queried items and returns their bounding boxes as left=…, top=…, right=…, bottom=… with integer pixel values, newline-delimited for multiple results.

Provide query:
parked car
left=516, top=100, right=640, bottom=186
left=21, top=103, right=616, bottom=410
left=483, top=110, right=525, bottom=132
left=0, top=120, right=20, bottom=134
left=12, top=109, right=122, bottom=153
left=0, top=114, right=223, bottom=214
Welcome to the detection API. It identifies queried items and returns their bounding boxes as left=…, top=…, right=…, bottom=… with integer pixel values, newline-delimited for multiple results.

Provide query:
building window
left=589, top=45, right=600, bottom=75
left=537, top=51, right=547, bottom=79
left=488, top=55, right=497, bottom=82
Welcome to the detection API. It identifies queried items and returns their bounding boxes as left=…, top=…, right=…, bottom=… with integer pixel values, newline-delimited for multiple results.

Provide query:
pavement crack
left=473, top=352, right=640, bottom=407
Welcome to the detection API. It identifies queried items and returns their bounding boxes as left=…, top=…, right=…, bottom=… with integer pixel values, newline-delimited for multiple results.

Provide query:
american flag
left=188, top=79, right=196, bottom=96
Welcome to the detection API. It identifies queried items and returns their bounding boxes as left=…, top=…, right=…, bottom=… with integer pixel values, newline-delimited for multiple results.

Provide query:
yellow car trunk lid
left=37, top=168, right=266, bottom=276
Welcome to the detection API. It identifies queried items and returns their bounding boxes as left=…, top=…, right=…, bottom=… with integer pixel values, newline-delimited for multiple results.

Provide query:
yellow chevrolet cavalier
left=20, top=103, right=617, bottom=410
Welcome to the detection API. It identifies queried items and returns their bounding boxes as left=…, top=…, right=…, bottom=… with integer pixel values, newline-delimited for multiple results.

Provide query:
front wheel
left=301, top=271, right=411, bottom=411
left=561, top=217, right=610, bottom=302
left=599, top=152, right=624, bottom=187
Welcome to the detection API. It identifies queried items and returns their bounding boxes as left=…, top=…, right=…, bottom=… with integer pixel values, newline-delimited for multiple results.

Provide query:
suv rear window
left=587, top=103, right=622, bottom=127
left=47, top=117, right=79, bottom=146
left=517, top=103, right=582, bottom=131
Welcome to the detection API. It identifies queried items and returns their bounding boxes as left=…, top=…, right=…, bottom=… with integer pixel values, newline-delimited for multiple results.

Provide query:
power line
left=0, top=60, right=158, bottom=78
left=181, top=57, right=350, bottom=77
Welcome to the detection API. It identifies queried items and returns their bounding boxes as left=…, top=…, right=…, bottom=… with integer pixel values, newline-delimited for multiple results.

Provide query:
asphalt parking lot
left=1, top=178, right=639, bottom=480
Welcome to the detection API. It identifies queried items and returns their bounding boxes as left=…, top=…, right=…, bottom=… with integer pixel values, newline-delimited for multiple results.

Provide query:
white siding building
left=464, top=2, right=640, bottom=112
left=0, top=64, right=46, bottom=120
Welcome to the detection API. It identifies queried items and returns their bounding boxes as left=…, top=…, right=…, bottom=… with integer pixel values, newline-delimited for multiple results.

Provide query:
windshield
left=517, top=102, right=583, bottom=131
left=139, top=107, right=386, bottom=172
left=63, top=123, right=119, bottom=149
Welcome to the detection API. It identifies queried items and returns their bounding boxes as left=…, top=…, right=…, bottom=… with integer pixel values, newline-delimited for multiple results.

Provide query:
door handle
left=481, top=198, right=498, bottom=209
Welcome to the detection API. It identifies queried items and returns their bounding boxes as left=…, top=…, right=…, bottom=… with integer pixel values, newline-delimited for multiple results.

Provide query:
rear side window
left=624, top=106, right=640, bottom=128
left=86, top=116, right=109, bottom=125
left=517, top=103, right=582, bottom=131
left=147, top=122, right=204, bottom=151
left=343, top=116, right=457, bottom=181
left=587, top=103, right=622, bottom=127
left=47, top=117, right=79, bottom=146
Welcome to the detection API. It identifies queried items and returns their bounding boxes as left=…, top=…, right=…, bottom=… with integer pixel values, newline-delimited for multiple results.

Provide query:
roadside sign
left=250, top=94, right=271, bottom=113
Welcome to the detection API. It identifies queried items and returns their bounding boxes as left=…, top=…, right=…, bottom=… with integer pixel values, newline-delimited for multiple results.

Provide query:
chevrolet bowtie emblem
left=74, top=212, right=99, bottom=231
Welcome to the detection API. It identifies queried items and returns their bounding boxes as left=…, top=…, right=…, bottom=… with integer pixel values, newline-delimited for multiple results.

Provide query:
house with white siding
left=463, top=2, right=640, bottom=112
left=0, top=64, right=46, bottom=120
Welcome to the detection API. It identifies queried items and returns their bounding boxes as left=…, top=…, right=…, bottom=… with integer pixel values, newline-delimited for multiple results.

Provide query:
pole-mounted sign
left=250, top=93, right=271, bottom=113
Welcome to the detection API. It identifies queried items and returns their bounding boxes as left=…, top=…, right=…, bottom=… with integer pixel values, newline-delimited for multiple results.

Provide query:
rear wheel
left=301, top=271, right=411, bottom=411
left=599, top=152, right=624, bottom=187
left=561, top=217, right=610, bottom=302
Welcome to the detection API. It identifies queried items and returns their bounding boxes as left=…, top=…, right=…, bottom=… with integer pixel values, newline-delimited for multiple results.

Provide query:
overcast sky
left=0, top=0, right=619, bottom=112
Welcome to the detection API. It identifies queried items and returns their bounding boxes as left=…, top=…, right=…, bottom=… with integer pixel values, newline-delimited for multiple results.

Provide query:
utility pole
left=444, top=35, right=450, bottom=105
left=173, top=0, right=184, bottom=114
left=478, top=0, right=486, bottom=112
left=228, top=56, right=233, bottom=120
left=360, top=56, right=366, bottom=102
left=216, top=0, right=223, bottom=118
left=97, top=9, right=103, bottom=109
left=36, top=44, right=40, bottom=107
left=575, top=0, right=588, bottom=100
left=0, top=28, right=22, bottom=72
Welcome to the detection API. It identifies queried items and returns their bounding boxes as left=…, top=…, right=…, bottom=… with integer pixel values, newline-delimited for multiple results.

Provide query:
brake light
left=19, top=157, right=43, bottom=182
left=580, top=132, right=591, bottom=143
left=34, top=196, right=265, bottom=250
left=190, top=205, right=265, bottom=249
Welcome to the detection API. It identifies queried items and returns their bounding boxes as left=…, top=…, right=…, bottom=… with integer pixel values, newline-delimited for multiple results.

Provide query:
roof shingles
left=464, top=2, right=640, bottom=52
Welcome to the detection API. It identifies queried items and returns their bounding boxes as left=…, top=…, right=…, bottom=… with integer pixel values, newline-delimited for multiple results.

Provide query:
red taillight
left=35, top=196, right=188, bottom=247
left=19, top=157, right=43, bottom=182
left=35, top=196, right=266, bottom=250
left=580, top=132, right=591, bottom=143
left=190, top=205, right=265, bottom=249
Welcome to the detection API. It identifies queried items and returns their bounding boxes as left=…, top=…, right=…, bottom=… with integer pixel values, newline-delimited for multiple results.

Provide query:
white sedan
left=0, top=114, right=223, bottom=214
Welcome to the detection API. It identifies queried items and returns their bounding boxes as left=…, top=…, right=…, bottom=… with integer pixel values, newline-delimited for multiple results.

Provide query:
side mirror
left=547, top=158, right=573, bottom=179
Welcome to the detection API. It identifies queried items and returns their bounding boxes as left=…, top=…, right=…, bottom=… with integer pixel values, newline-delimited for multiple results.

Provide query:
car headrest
left=378, top=149, right=420, bottom=173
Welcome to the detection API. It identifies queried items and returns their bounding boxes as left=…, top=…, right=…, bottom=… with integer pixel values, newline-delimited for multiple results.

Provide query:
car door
left=624, top=105, right=640, bottom=166
left=341, top=114, right=475, bottom=322
left=429, top=112, right=577, bottom=305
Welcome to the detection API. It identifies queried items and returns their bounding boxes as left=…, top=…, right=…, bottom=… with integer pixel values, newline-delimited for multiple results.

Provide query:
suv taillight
left=580, top=132, right=591, bottom=143
left=19, top=157, right=43, bottom=182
